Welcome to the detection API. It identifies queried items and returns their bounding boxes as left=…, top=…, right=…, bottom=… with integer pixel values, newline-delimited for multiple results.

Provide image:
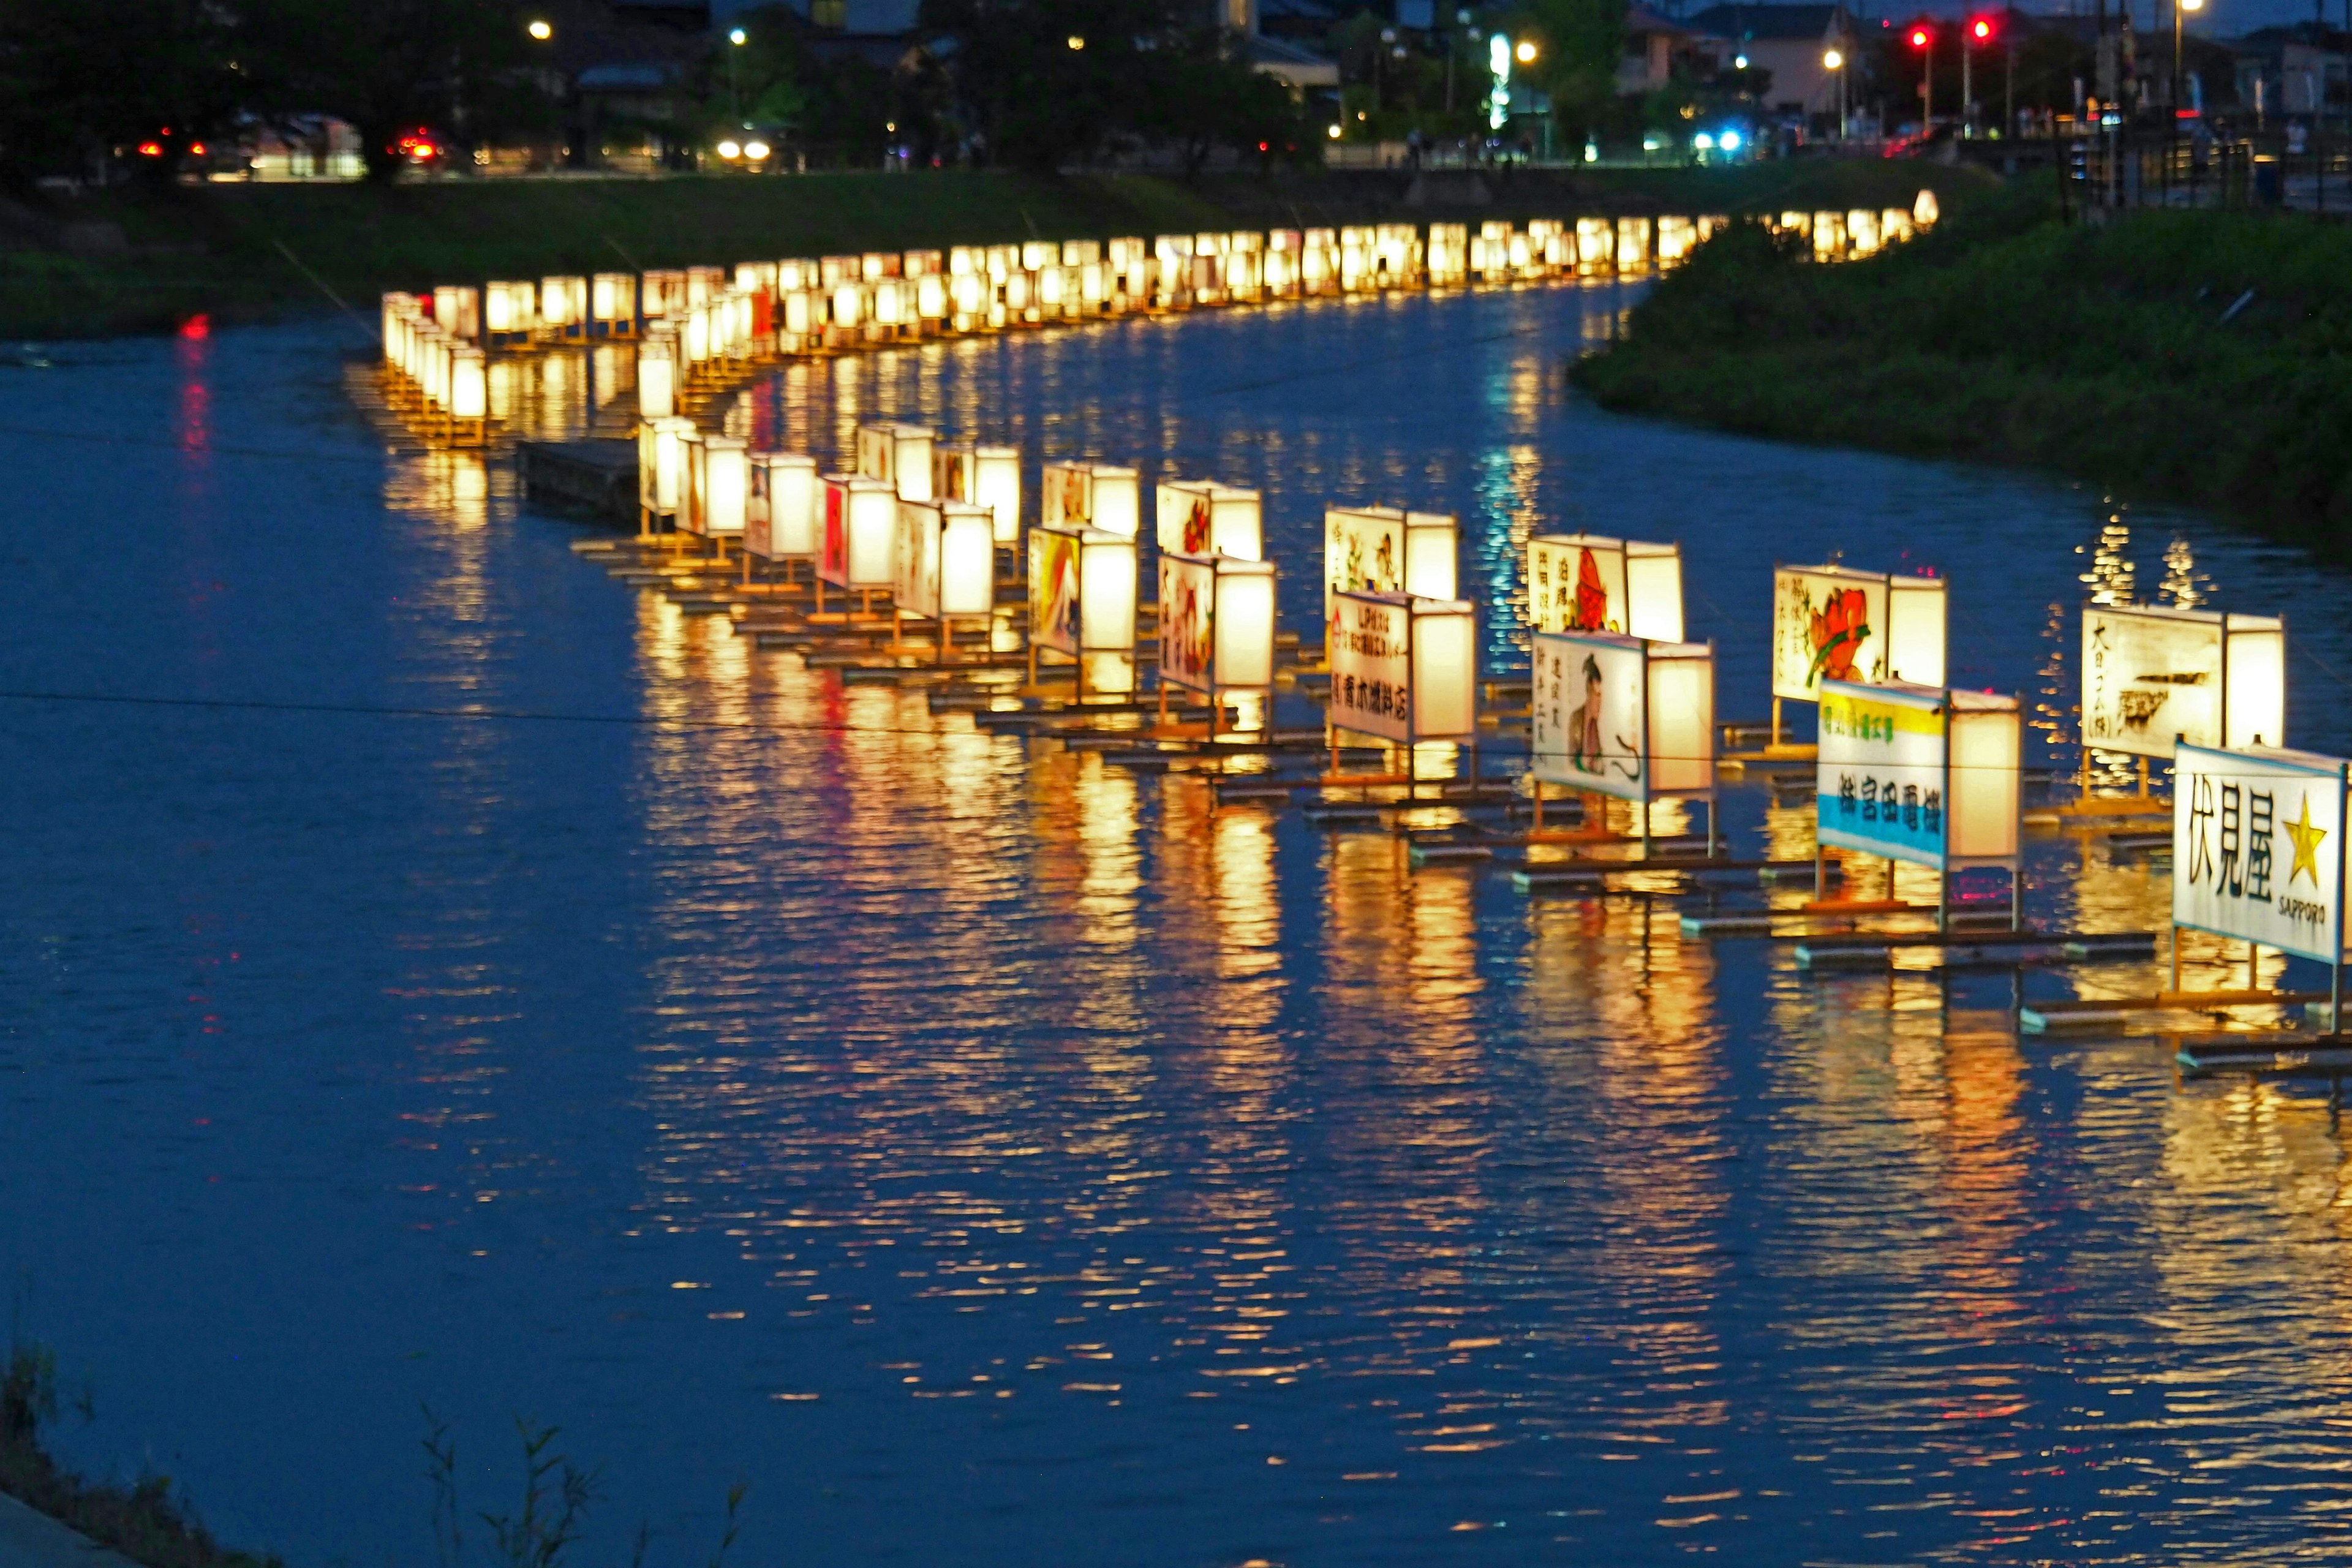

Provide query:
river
left=6, top=283, right=2352, bottom=1567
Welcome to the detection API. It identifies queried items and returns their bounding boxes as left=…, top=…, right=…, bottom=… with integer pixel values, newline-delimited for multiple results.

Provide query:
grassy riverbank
left=1574, top=189, right=2352, bottom=552
left=0, top=160, right=1988, bottom=340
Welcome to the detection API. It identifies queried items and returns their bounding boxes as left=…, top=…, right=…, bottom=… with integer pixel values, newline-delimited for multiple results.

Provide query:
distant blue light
left=1717, top=129, right=1744, bottom=152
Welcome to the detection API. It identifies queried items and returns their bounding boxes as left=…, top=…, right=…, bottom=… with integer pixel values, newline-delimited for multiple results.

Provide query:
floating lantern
left=2081, top=604, right=2286, bottom=760
left=591, top=273, right=636, bottom=337
left=2171, top=745, right=2348, bottom=1012
left=1155, top=480, right=1261, bottom=560
left=857, top=423, right=936, bottom=499
left=484, top=281, right=534, bottom=344
left=1576, top=217, right=1613, bottom=274
left=1029, top=522, right=1139, bottom=696
left=1528, top=534, right=1685, bottom=643
left=641, top=270, right=684, bottom=320
left=1882, top=208, right=1917, bottom=246
left=1324, top=505, right=1459, bottom=633
left=748, top=453, right=819, bottom=563
left=1615, top=217, right=1652, bottom=273
left=679, top=425, right=710, bottom=534
left=1040, top=462, right=1138, bottom=536
left=1329, top=590, right=1479, bottom=745
left=1772, top=565, right=1945, bottom=708
left=1531, top=630, right=1717, bottom=845
left=1817, top=677, right=2021, bottom=923
left=1914, top=189, right=1940, bottom=228
left=819, top=475, right=899, bottom=595
left=447, top=345, right=487, bottom=442
left=540, top=275, right=587, bottom=340
left=434, top=285, right=480, bottom=341
left=638, top=415, right=695, bottom=530
left=1846, top=209, right=1882, bottom=258
left=1656, top=216, right=1697, bottom=268
left=1812, top=212, right=1848, bottom=261
left=894, top=499, right=997, bottom=657
left=936, top=443, right=1022, bottom=545
left=1158, top=549, right=1276, bottom=724
left=701, top=436, right=748, bottom=540
left=636, top=330, right=676, bottom=420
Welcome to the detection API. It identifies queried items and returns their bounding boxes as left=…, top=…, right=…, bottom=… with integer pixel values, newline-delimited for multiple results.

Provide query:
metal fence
left=2062, top=130, right=2352, bottom=218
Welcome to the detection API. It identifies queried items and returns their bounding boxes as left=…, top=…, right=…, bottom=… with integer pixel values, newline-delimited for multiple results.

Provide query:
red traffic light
left=1970, top=16, right=1994, bottom=39
left=1909, top=26, right=1932, bottom=47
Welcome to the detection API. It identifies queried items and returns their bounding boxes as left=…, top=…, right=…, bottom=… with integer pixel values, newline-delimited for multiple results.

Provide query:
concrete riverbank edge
left=1574, top=192, right=2352, bottom=557
left=0, top=162, right=1986, bottom=340
left=0, top=1493, right=140, bottom=1568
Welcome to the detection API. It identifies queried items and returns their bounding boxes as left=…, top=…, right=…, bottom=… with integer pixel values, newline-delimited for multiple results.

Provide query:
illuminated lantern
left=2079, top=605, right=2287, bottom=760
left=1846, top=209, right=1882, bottom=257
left=728, top=290, right=755, bottom=359
left=1527, top=534, right=1686, bottom=643
left=637, top=415, right=695, bottom=530
left=701, top=436, right=747, bottom=540
left=640, top=270, right=683, bottom=319
left=1154, top=480, right=1261, bottom=560
left=484, top=281, right=534, bottom=345
left=1157, top=549, right=1276, bottom=726
left=1882, top=207, right=1917, bottom=245
left=540, top=275, right=587, bottom=340
left=1300, top=228, right=1334, bottom=293
left=2171, top=746, right=2348, bottom=1002
left=916, top=273, right=948, bottom=329
left=818, top=475, right=899, bottom=595
left=1324, top=505, right=1459, bottom=632
left=636, top=330, right=676, bottom=420
left=434, top=286, right=480, bottom=341
left=591, top=273, right=637, bottom=337
left=780, top=290, right=815, bottom=352
left=935, top=443, right=1022, bottom=546
left=448, top=345, right=487, bottom=442
left=1029, top=522, right=1139, bottom=696
left=1817, top=679, right=2021, bottom=923
left=1615, top=216, right=1652, bottom=273
left=1531, top=630, right=1717, bottom=845
left=748, top=453, right=819, bottom=564
left=1812, top=211, right=1849, bottom=261
left=856, top=423, right=936, bottom=499
left=682, top=305, right=710, bottom=371
left=1656, top=216, right=1698, bottom=268
left=1039, top=461, right=1138, bottom=536
left=1576, top=217, right=1614, bottom=274
left=1771, top=565, right=1945, bottom=718
left=1328, top=590, right=1480, bottom=745
left=679, top=425, right=709, bottom=535
left=1777, top=211, right=1814, bottom=241
left=894, top=500, right=998, bottom=660
left=1915, top=189, right=1940, bottom=227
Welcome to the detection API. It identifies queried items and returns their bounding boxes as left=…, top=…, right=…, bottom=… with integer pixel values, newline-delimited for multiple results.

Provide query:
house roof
left=1686, top=3, right=1841, bottom=42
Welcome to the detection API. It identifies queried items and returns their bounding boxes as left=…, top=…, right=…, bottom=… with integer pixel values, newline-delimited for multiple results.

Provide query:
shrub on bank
left=1575, top=193, right=2352, bottom=551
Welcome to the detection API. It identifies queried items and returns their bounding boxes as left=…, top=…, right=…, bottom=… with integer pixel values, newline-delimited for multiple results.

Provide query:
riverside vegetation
left=1574, top=183, right=2352, bottom=552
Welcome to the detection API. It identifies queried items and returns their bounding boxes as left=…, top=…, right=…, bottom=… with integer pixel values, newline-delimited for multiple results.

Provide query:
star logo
left=2286, top=792, right=2331, bottom=889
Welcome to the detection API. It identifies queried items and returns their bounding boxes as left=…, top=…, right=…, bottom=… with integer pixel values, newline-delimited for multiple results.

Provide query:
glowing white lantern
left=1040, top=462, right=1138, bottom=537
left=484, top=281, right=531, bottom=341
left=819, top=475, right=899, bottom=591
left=1812, top=212, right=1848, bottom=261
left=1576, top=217, right=1614, bottom=274
left=1324, top=505, right=1460, bottom=635
left=682, top=306, right=710, bottom=369
left=1427, top=222, right=1469, bottom=285
left=1329, top=590, right=1479, bottom=744
left=916, top=274, right=948, bottom=326
left=1158, top=551, right=1277, bottom=706
left=641, top=270, right=683, bottom=319
left=748, top=453, right=820, bottom=561
left=1772, top=565, right=1945, bottom=704
left=1031, top=522, right=1138, bottom=661
left=1818, top=679, right=2019, bottom=883
left=701, top=437, right=747, bottom=538
left=540, top=275, right=587, bottom=337
left=1528, top=534, right=1686, bottom=642
left=728, top=291, right=755, bottom=358
left=1846, top=209, right=1882, bottom=258
left=894, top=499, right=997, bottom=625
left=1882, top=208, right=1917, bottom=245
left=638, top=415, right=695, bottom=525
left=592, top=273, right=636, bottom=337
left=1155, top=480, right=1261, bottom=560
left=448, top=345, right=486, bottom=424
left=935, top=443, right=1022, bottom=546
left=636, top=331, right=676, bottom=420
left=1616, top=217, right=1653, bottom=273
left=2172, top=744, right=2348, bottom=973
left=680, top=426, right=710, bottom=535
left=1657, top=216, right=1697, bottom=267
left=1915, top=189, right=1940, bottom=227
left=1531, top=631, right=1717, bottom=819
left=2080, top=604, right=2288, bottom=759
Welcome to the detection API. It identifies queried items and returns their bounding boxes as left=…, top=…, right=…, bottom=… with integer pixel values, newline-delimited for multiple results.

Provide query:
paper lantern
left=484, top=281, right=532, bottom=341
left=1616, top=217, right=1652, bottom=273
left=701, top=437, right=747, bottom=538
left=680, top=426, right=710, bottom=535
left=1324, top=506, right=1460, bottom=633
left=540, top=276, right=587, bottom=337
left=820, top=475, right=898, bottom=590
left=638, top=415, right=695, bottom=523
left=1158, top=549, right=1276, bottom=707
left=1817, top=679, right=2018, bottom=871
left=448, top=345, right=486, bottom=422
left=435, top=286, right=480, bottom=341
left=636, top=331, right=676, bottom=420
left=1846, top=209, right=1882, bottom=258
left=641, top=270, right=684, bottom=319
left=1882, top=208, right=1917, bottom=245
left=1657, top=216, right=1697, bottom=268
left=2080, top=604, right=2286, bottom=759
left=682, top=306, right=710, bottom=369
left=1040, top=462, right=1139, bottom=537
left=591, top=273, right=636, bottom=337
left=1030, top=522, right=1139, bottom=657
left=748, top=453, right=819, bottom=560
left=2172, top=743, right=2347, bottom=965
left=1772, top=565, right=1945, bottom=702
left=936, top=443, right=1022, bottom=546
left=1576, top=217, right=1614, bottom=274
left=1915, top=189, right=1940, bottom=228
left=1531, top=630, right=1716, bottom=803
left=1812, top=212, right=1848, bottom=261
left=1328, top=590, right=1479, bottom=744
left=1528, top=534, right=1685, bottom=643
left=1155, top=481, right=1261, bottom=560
left=894, top=500, right=997, bottom=622
left=916, top=274, right=948, bottom=325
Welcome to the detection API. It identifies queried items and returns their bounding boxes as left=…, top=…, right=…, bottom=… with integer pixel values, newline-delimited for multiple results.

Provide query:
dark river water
left=7, top=285, right=2352, bottom=1568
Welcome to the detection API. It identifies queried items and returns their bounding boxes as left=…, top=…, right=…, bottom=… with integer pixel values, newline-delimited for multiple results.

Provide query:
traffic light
left=1909, top=24, right=1932, bottom=48
left=1969, top=15, right=1994, bottom=41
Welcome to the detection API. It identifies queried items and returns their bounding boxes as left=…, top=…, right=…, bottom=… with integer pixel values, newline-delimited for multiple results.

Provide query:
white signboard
left=2173, top=744, right=2346, bottom=965
left=894, top=500, right=943, bottom=620
left=1532, top=632, right=1649, bottom=801
left=1329, top=590, right=1413, bottom=744
left=1327, top=507, right=1459, bottom=643
left=1817, top=679, right=1950, bottom=869
left=1775, top=567, right=1889, bottom=701
left=1159, top=552, right=1217, bottom=694
left=1528, top=535, right=1684, bottom=641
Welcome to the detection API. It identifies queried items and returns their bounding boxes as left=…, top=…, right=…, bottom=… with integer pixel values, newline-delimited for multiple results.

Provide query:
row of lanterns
left=377, top=193, right=1943, bottom=436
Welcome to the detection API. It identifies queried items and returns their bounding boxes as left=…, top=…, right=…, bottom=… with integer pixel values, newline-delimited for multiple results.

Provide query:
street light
left=1067, top=34, right=1085, bottom=48
left=2176, top=0, right=2204, bottom=126
left=1515, top=39, right=1538, bottom=62
left=1824, top=47, right=1845, bottom=142
left=727, top=27, right=747, bottom=121
left=527, top=18, right=552, bottom=40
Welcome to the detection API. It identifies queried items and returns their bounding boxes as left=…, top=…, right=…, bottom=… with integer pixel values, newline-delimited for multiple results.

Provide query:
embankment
left=1574, top=190, right=2352, bottom=553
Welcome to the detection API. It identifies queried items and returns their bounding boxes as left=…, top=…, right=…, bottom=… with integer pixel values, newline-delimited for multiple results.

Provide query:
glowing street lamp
left=1824, top=47, right=1846, bottom=141
left=1515, top=38, right=1537, bottom=62
left=527, top=18, right=552, bottom=40
left=2176, top=0, right=2204, bottom=123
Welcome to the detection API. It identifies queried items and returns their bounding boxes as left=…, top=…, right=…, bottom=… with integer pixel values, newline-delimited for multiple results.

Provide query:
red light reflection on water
left=176, top=317, right=211, bottom=456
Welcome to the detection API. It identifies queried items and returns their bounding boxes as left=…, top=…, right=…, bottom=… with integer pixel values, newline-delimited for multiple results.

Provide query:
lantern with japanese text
left=2080, top=604, right=2286, bottom=761
left=1155, top=480, right=1262, bottom=561
left=1328, top=590, right=1479, bottom=748
left=1816, top=679, right=2021, bottom=925
left=1528, top=534, right=1685, bottom=643
left=1531, top=630, right=1717, bottom=847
